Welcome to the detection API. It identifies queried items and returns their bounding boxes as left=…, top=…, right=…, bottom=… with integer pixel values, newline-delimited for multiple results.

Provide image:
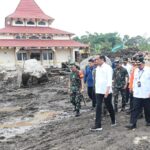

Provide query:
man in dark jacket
left=84, top=59, right=96, bottom=109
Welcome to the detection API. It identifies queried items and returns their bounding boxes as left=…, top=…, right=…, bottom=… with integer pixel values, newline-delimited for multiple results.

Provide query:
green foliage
left=73, top=32, right=150, bottom=54
left=124, top=35, right=150, bottom=51
left=73, top=32, right=122, bottom=54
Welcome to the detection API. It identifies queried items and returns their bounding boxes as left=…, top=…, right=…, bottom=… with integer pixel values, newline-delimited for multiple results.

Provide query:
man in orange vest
left=128, top=57, right=137, bottom=114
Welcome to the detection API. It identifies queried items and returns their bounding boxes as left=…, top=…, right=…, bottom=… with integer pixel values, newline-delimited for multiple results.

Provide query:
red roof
left=0, top=39, right=88, bottom=48
left=0, top=26, right=74, bottom=35
left=6, top=0, right=53, bottom=21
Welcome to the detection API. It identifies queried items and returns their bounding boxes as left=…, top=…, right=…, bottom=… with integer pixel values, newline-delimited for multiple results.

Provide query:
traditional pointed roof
left=0, top=26, right=74, bottom=35
left=0, top=39, right=88, bottom=48
left=0, top=0, right=88, bottom=49
left=6, top=0, right=54, bottom=21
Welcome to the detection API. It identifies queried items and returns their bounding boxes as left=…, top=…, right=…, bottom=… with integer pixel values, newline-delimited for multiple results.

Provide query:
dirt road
left=0, top=76, right=150, bottom=150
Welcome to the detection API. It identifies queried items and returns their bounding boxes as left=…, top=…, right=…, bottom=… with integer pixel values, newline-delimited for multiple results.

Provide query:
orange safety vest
left=79, top=70, right=84, bottom=79
left=129, top=66, right=137, bottom=91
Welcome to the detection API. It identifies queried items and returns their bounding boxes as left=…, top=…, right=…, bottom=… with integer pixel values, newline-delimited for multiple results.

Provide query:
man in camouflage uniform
left=113, top=59, right=129, bottom=112
left=69, top=64, right=84, bottom=117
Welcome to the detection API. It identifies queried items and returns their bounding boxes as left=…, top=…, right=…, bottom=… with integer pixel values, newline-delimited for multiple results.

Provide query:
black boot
left=75, top=111, right=80, bottom=117
left=138, top=113, right=143, bottom=119
left=125, top=124, right=136, bottom=130
left=73, top=106, right=76, bottom=112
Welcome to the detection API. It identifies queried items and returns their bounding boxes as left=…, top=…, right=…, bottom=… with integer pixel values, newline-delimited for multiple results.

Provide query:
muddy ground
left=0, top=75, right=150, bottom=150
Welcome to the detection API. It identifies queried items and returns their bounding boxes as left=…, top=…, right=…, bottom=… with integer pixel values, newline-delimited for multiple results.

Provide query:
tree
left=74, top=33, right=150, bottom=53
left=73, top=32, right=122, bottom=54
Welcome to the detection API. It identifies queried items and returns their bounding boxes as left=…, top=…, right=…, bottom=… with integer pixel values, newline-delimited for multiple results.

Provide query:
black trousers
left=88, top=87, right=96, bottom=108
left=126, top=83, right=130, bottom=103
left=130, top=97, right=150, bottom=126
left=129, top=92, right=134, bottom=111
left=113, top=88, right=126, bottom=110
left=95, top=93, right=115, bottom=128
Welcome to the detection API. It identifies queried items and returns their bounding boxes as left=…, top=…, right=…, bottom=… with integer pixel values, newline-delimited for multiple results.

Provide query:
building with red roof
left=0, top=0, right=88, bottom=68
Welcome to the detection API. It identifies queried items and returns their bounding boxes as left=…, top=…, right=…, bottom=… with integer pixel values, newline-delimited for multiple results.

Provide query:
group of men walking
left=69, top=54, right=150, bottom=131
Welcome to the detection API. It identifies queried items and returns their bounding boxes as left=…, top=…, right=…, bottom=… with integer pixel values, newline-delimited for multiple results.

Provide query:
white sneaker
left=90, top=126, right=103, bottom=131
left=111, top=123, right=117, bottom=127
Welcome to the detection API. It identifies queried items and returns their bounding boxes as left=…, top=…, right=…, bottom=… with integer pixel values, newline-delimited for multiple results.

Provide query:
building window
left=15, top=20, right=23, bottom=25
left=30, top=53, right=40, bottom=61
left=17, top=53, right=27, bottom=61
left=27, top=21, right=35, bottom=25
left=29, top=36, right=39, bottom=39
left=43, top=52, right=53, bottom=60
left=16, top=35, right=21, bottom=39
left=38, top=21, right=46, bottom=26
left=48, top=52, right=53, bottom=60
left=22, top=36, right=26, bottom=39
left=43, top=53, right=47, bottom=60
left=41, top=36, right=46, bottom=39
left=47, top=36, right=52, bottom=39
left=75, top=51, right=80, bottom=62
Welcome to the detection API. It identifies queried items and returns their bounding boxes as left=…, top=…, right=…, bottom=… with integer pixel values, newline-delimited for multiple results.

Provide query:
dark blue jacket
left=84, top=65, right=94, bottom=87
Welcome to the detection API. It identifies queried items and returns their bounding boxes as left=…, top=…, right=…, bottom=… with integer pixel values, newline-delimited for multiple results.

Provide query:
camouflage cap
left=70, top=63, right=80, bottom=69
left=70, top=62, right=76, bottom=66
left=114, top=58, right=123, bottom=64
left=123, top=57, right=128, bottom=62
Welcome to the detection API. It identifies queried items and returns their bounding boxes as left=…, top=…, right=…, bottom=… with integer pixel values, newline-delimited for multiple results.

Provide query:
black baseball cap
left=123, top=58, right=128, bottom=62
left=136, top=57, right=145, bottom=64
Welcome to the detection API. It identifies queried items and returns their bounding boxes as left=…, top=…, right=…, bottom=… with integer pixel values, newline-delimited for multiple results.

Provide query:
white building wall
left=54, top=48, right=74, bottom=67
left=0, top=48, right=16, bottom=67
left=53, top=36, right=70, bottom=40
left=0, top=47, right=77, bottom=68
left=42, top=60, right=54, bottom=68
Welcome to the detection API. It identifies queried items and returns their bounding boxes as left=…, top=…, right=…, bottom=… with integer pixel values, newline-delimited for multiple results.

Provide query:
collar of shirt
left=138, top=67, right=144, bottom=71
left=133, top=66, right=150, bottom=98
left=97, top=62, right=105, bottom=68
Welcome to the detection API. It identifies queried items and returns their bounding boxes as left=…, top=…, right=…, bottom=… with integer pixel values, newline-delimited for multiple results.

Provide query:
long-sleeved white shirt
left=122, top=63, right=132, bottom=77
left=95, top=63, right=113, bottom=94
left=133, top=66, right=150, bottom=98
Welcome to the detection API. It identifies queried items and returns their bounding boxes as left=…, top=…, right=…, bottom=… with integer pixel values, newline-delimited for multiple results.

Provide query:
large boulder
left=22, top=59, right=48, bottom=86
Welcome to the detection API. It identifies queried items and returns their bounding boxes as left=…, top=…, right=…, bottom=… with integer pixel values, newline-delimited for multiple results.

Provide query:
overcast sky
left=0, top=0, right=150, bottom=38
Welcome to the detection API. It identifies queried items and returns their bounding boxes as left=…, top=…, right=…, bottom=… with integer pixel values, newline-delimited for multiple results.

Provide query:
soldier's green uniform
left=113, top=66, right=129, bottom=112
left=70, top=71, right=82, bottom=115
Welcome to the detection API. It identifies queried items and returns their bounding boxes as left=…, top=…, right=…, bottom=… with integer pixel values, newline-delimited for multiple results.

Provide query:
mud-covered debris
left=101, top=47, right=140, bottom=60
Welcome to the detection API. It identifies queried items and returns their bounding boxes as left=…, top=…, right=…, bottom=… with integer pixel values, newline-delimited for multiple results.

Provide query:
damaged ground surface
left=0, top=75, right=150, bottom=150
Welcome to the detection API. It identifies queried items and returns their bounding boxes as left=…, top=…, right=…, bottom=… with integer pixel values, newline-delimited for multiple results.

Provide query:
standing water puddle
left=0, top=107, right=70, bottom=140
left=0, top=106, right=21, bottom=112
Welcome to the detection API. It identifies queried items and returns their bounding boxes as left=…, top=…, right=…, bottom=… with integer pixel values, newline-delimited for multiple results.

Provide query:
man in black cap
left=126, top=57, right=150, bottom=130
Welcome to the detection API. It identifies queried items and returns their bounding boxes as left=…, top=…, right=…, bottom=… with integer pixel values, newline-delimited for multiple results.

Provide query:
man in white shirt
left=91, top=55, right=116, bottom=131
left=122, top=58, right=132, bottom=76
left=126, top=57, right=150, bottom=130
